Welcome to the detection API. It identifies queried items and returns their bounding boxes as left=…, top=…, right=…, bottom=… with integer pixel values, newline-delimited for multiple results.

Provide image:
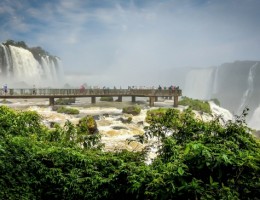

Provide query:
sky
left=0, top=0, right=260, bottom=88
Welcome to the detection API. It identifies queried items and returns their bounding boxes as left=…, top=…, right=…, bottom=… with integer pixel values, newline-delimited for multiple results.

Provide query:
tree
left=135, top=108, right=260, bottom=199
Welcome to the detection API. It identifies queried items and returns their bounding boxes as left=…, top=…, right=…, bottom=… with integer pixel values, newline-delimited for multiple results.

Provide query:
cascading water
left=184, top=67, right=215, bottom=100
left=0, top=44, right=63, bottom=87
left=212, top=66, right=219, bottom=95
left=237, top=62, right=258, bottom=114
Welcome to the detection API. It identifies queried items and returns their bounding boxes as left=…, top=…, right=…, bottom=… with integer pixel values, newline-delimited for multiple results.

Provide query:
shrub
left=145, top=108, right=169, bottom=123
left=56, top=106, right=79, bottom=115
left=55, top=98, right=76, bottom=105
left=100, top=96, right=113, bottom=101
left=122, top=105, right=141, bottom=115
left=179, top=96, right=211, bottom=114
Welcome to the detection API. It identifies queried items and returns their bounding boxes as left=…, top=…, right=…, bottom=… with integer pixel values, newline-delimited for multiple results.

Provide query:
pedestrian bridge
left=0, top=88, right=182, bottom=107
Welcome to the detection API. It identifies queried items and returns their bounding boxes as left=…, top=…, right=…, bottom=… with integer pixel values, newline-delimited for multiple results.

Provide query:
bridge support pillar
left=149, top=97, right=155, bottom=107
left=49, top=97, right=55, bottom=106
left=155, top=96, right=158, bottom=102
left=132, top=96, right=136, bottom=103
left=117, top=96, right=122, bottom=102
left=173, top=95, right=178, bottom=107
left=91, top=96, right=96, bottom=104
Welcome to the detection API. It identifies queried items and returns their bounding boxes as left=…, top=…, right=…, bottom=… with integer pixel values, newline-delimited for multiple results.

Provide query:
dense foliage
left=0, top=105, right=259, bottom=199
left=54, top=98, right=76, bottom=105
left=138, top=108, right=260, bottom=199
left=179, top=96, right=211, bottom=114
left=56, top=106, right=80, bottom=115
left=100, top=96, right=114, bottom=102
left=145, top=108, right=169, bottom=123
left=122, top=105, right=141, bottom=115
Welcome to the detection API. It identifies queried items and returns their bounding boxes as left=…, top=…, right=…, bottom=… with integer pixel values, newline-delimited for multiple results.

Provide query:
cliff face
left=213, top=61, right=260, bottom=115
left=0, top=41, right=63, bottom=87
left=185, top=61, right=260, bottom=116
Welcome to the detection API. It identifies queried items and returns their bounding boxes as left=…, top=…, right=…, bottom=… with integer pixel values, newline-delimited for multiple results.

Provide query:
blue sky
left=1, top=0, right=260, bottom=87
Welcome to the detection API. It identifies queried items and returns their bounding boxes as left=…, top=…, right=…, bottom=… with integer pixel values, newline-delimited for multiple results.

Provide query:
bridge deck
left=0, top=88, right=182, bottom=107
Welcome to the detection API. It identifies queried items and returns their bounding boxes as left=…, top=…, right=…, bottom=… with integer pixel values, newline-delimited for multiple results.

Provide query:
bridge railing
left=4, top=88, right=182, bottom=97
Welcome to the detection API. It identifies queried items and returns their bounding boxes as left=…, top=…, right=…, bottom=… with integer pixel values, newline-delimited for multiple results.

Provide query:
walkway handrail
left=2, top=88, right=182, bottom=97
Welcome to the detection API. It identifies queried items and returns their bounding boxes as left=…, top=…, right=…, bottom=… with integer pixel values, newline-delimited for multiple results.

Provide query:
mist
left=1, top=0, right=260, bottom=88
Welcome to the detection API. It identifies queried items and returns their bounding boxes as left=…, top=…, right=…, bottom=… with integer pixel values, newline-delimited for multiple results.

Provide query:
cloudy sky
left=0, top=0, right=260, bottom=87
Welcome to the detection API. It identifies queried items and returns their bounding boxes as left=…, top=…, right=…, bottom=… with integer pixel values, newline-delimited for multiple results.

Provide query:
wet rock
left=93, top=115, right=100, bottom=120
left=112, top=126, right=128, bottom=130
left=117, top=117, right=132, bottom=123
left=137, top=121, right=144, bottom=126
left=103, top=113, right=110, bottom=117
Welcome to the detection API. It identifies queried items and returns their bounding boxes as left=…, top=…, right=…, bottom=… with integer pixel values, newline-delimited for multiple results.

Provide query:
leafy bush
left=133, top=108, right=260, bottom=199
left=55, top=98, right=76, bottom=105
left=179, top=96, right=211, bottom=114
left=122, top=105, right=141, bottom=115
left=0, top=105, right=259, bottom=199
left=100, top=96, right=114, bottom=101
left=57, top=106, right=79, bottom=115
left=145, top=108, right=169, bottom=123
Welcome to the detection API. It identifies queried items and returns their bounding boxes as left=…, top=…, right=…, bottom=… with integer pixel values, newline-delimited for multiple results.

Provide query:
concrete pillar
left=118, top=96, right=122, bottom=102
left=91, top=96, right=96, bottom=104
left=49, top=97, right=55, bottom=106
left=173, top=95, right=178, bottom=107
left=155, top=96, right=158, bottom=102
left=132, top=96, right=136, bottom=102
left=149, top=96, right=155, bottom=107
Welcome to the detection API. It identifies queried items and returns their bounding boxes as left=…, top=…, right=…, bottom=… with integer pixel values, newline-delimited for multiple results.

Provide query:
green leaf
left=184, top=145, right=190, bottom=155
left=178, top=167, right=184, bottom=175
left=210, top=176, right=213, bottom=184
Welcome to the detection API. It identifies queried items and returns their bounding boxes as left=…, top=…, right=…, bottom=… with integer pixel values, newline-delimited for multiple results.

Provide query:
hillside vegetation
left=0, top=105, right=259, bottom=199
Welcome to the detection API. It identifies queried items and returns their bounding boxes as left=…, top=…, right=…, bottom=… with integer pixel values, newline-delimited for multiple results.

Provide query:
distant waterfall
left=212, top=66, right=219, bottom=95
left=0, top=44, right=63, bottom=87
left=237, top=62, right=258, bottom=114
left=184, top=67, right=215, bottom=100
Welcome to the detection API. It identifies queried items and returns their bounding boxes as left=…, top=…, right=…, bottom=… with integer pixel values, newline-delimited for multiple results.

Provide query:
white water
left=0, top=98, right=239, bottom=164
left=1, top=44, right=12, bottom=76
left=248, top=105, right=260, bottom=130
left=0, top=45, right=63, bottom=87
left=10, top=46, right=44, bottom=84
left=237, top=62, right=258, bottom=114
left=209, top=101, right=233, bottom=123
left=212, top=67, right=219, bottom=95
left=184, top=67, right=215, bottom=100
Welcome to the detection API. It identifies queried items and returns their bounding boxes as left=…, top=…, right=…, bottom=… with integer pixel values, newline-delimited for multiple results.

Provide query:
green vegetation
left=179, top=96, right=211, bottom=114
left=100, top=96, right=114, bottom=101
left=146, top=108, right=169, bottom=123
left=56, top=106, right=79, bottom=115
left=55, top=98, right=76, bottom=105
left=0, top=105, right=259, bottom=199
left=122, top=105, right=141, bottom=115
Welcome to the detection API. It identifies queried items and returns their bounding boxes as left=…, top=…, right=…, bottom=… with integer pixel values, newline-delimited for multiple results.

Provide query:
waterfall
left=0, top=44, right=12, bottom=76
left=237, top=62, right=258, bottom=114
left=0, top=44, right=63, bottom=87
left=184, top=67, right=215, bottom=100
left=248, top=105, right=260, bottom=130
left=10, top=46, right=44, bottom=83
left=212, top=66, right=219, bottom=95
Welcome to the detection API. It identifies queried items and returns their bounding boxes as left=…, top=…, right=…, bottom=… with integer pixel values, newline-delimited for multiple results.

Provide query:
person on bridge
left=80, top=85, right=85, bottom=93
left=3, top=84, right=7, bottom=95
left=33, top=85, right=36, bottom=95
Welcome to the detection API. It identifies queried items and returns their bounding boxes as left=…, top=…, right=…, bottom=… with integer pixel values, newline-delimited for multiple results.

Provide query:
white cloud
left=0, top=0, right=260, bottom=88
